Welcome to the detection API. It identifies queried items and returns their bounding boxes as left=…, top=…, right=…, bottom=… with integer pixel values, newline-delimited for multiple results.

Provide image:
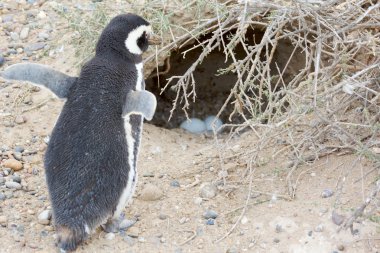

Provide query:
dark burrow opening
left=145, top=27, right=306, bottom=129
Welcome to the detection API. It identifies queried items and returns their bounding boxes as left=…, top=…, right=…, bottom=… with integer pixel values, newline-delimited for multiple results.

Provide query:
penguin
left=1, top=13, right=160, bottom=252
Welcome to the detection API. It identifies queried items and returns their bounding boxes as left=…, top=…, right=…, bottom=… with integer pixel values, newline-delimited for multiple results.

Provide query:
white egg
left=180, top=118, right=206, bottom=134
left=204, top=115, right=223, bottom=132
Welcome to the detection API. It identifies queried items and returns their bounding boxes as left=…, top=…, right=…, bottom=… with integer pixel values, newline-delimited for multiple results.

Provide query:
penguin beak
left=148, top=34, right=161, bottom=45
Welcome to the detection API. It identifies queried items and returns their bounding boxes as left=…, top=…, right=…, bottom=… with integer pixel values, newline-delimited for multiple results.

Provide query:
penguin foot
left=102, top=218, right=120, bottom=233
left=56, top=225, right=87, bottom=252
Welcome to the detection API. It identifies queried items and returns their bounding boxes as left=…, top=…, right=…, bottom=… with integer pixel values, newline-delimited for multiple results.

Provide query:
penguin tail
left=56, top=224, right=87, bottom=252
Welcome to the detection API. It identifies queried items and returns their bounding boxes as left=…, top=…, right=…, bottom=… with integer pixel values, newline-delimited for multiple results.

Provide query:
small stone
left=105, top=232, right=115, bottom=240
left=199, top=183, right=217, bottom=199
left=119, top=219, right=136, bottom=231
left=206, top=218, right=215, bottom=225
left=25, top=42, right=46, bottom=52
left=12, top=175, right=22, bottom=183
left=158, top=214, right=168, bottom=220
left=37, top=11, right=47, bottom=19
left=3, top=159, right=23, bottom=171
left=273, top=238, right=280, bottom=243
left=127, top=227, right=140, bottom=238
left=226, top=246, right=239, bottom=253
left=332, top=211, right=345, bottom=226
left=10, top=32, right=19, bottom=41
left=241, top=216, right=248, bottom=225
left=20, top=27, right=30, bottom=40
left=0, top=193, right=5, bottom=201
left=139, top=183, right=163, bottom=201
left=308, top=230, right=313, bottom=236
left=0, top=177, right=5, bottom=185
left=0, top=55, right=5, bottom=67
left=38, top=32, right=49, bottom=40
left=314, top=224, right=324, bottom=232
left=160, top=237, right=166, bottom=243
left=337, top=244, right=345, bottom=251
left=0, top=215, right=7, bottom=225
left=179, top=217, right=187, bottom=224
left=43, top=136, right=50, bottom=144
left=13, top=152, right=22, bottom=161
left=14, top=146, right=25, bottom=153
left=5, top=181, right=22, bottom=189
left=322, top=189, right=334, bottom=198
left=194, top=197, right=203, bottom=205
left=170, top=180, right=180, bottom=187
left=275, top=224, right=283, bottom=233
left=15, top=115, right=26, bottom=124
left=38, top=210, right=52, bottom=225
left=203, top=210, right=218, bottom=219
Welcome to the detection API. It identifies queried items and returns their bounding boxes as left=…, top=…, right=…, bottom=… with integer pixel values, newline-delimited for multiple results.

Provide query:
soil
left=0, top=1, right=379, bottom=253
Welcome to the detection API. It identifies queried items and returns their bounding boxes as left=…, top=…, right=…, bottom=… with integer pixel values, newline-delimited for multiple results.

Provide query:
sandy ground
left=0, top=1, right=379, bottom=253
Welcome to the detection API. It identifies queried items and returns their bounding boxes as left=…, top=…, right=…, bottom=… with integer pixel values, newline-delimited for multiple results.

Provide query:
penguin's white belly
left=113, top=63, right=144, bottom=219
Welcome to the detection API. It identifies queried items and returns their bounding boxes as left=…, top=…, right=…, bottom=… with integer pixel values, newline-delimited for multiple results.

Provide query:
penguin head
left=96, top=14, right=160, bottom=61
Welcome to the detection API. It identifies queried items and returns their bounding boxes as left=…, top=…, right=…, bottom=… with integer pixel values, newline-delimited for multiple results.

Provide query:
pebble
left=38, top=210, right=52, bottom=225
left=275, top=224, right=283, bottom=233
left=3, top=159, right=23, bottom=171
left=199, top=183, right=217, bottom=199
left=206, top=218, right=215, bottom=225
left=105, top=232, right=115, bottom=240
left=12, top=175, right=22, bottom=183
left=193, top=197, right=203, bottom=205
left=24, top=42, right=46, bottom=52
left=0, top=193, right=5, bottom=201
left=170, top=180, right=180, bottom=187
left=5, top=181, right=22, bottom=189
left=322, top=189, right=334, bottom=198
left=180, top=118, right=206, bottom=134
left=314, top=224, right=324, bottom=232
left=20, top=27, right=30, bottom=40
left=37, top=11, right=47, bottom=19
left=241, top=216, right=248, bottom=225
left=15, top=146, right=25, bottom=153
left=10, top=32, right=19, bottom=41
left=127, top=227, right=140, bottom=238
left=226, top=246, right=239, bottom=253
left=13, top=152, right=22, bottom=161
left=0, top=55, right=5, bottom=66
left=139, top=183, right=163, bottom=201
left=273, top=238, right=280, bottom=243
left=203, top=210, right=218, bottom=219
left=38, top=32, right=49, bottom=40
left=158, top=214, right=168, bottom=220
left=337, top=244, right=345, bottom=251
left=119, top=219, right=136, bottom=231
left=0, top=177, right=5, bottom=185
left=332, top=211, right=345, bottom=226
left=15, top=115, right=26, bottom=124
left=0, top=215, right=7, bottom=225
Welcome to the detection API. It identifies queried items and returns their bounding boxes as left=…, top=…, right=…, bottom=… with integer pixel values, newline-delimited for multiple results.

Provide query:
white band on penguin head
left=124, top=25, right=152, bottom=55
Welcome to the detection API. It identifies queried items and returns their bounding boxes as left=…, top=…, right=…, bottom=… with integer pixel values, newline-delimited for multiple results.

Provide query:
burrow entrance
left=145, top=28, right=306, bottom=129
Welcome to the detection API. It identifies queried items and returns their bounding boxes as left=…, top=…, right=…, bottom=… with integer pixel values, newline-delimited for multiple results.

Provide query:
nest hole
left=145, top=27, right=306, bottom=129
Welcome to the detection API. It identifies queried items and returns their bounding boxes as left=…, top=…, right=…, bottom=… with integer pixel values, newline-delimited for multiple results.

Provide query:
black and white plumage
left=1, top=13, right=159, bottom=252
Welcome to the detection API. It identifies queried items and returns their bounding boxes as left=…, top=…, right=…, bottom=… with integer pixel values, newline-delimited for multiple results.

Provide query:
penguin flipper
left=1, top=63, right=77, bottom=99
left=123, top=90, right=157, bottom=120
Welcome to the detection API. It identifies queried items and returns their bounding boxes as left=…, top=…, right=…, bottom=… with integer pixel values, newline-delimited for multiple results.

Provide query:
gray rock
left=10, top=32, right=19, bottom=41
left=332, top=211, right=345, bottom=226
left=13, top=152, right=22, bottom=161
left=158, top=214, right=168, bottom=220
left=322, top=189, right=334, bottom=198
left=20, top=27, right=30, bottom=40
left=203, top=210, right=218, bottom=219
left=14, top=146, right=25, bottom=153
left=5, top=181, right=22, bottom=190
left=273, top=238, right=280, bottom=243
left=24, top=42, right=46, bottom=52
left=0, top=192, right=5, bottom=201
left=38, top=32, right=49, bottom=40
left=11, top=175, right=21, bottom=183
left=199, top=183, right=217, bottom=199
left=0, top=177, right=5, bottom=185
left=170, top=180, right=180, bottom=187
left=38, top=210, right=52, bottom=225
left=0, top=55, right=5, bottom=67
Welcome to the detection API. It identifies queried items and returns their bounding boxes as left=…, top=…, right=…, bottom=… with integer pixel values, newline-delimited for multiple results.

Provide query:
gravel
left=199, top=183, right=217, bottom=199
left=5, top=181, right=22, bottom=190
left=38, top=210, right=52, bottom=225
left=203, top=210, right=218, bottom=219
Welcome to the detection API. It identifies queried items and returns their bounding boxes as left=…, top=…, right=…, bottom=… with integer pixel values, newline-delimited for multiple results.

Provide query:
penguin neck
left=96, top=48, right=142, bottom=64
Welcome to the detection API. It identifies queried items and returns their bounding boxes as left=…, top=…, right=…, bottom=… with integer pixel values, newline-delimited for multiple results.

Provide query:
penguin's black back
left=44, top=54, right=137, bottom=228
